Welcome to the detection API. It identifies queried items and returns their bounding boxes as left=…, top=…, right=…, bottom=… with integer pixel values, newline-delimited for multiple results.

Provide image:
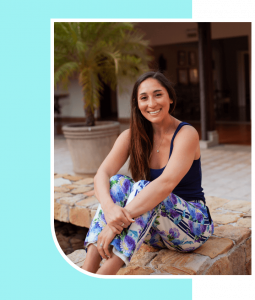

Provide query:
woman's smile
left=137, top=78, right=173, bottom=122
left=147, top=108, right=162, bottom=115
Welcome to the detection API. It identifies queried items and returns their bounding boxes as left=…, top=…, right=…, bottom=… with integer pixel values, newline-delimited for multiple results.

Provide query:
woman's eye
left=156, top=93, right=162, bottom=97
left=141, top=96, right=147, bottom=100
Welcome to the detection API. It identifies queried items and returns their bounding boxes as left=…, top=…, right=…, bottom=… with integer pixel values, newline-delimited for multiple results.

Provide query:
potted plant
left=54, top=22, right=151, bottom=175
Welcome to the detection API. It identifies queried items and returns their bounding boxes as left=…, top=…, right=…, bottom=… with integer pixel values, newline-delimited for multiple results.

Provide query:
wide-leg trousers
left=84, top=174, right=214, bottom=266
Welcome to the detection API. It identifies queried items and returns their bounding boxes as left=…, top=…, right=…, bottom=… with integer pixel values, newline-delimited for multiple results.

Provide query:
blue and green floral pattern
left=84, top=174, right=214, bottom=266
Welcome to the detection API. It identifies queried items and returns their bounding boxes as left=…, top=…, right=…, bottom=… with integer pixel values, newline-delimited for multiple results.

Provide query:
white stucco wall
left=55, top=78, right=84, bottom=118
left=55, top=76, right=135, bottom=119
left=117, top=78, right=136, bottom=119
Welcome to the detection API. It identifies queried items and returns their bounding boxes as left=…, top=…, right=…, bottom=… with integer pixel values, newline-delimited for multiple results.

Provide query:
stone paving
left=55, top=137, right=251, bottom=202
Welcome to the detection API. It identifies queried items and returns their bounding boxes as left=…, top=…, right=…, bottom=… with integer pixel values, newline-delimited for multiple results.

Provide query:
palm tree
left=54, top=22, right=152, bottom=126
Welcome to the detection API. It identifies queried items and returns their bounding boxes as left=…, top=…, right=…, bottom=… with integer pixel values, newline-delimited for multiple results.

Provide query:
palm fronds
left=54, top=22, right=152, bottom=125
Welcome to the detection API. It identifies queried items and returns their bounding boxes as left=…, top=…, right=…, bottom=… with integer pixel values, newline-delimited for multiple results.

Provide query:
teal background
left=0, top=1, right=192, bottom=299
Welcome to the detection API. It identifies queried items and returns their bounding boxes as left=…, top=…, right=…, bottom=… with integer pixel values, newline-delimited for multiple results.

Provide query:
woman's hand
left=103, top=203, right=135, bottom=234
left=97, top=225, right=116, bottom=260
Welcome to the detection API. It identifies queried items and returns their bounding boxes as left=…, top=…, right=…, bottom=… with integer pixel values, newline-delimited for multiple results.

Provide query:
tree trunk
left=84, top=105, right=95, bottom=126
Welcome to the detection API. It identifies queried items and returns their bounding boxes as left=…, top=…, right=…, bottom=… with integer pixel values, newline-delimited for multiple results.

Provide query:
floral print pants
left=84, top=174, right=214, bottom=266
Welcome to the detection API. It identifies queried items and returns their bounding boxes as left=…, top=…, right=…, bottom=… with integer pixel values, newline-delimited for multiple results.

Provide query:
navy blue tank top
left=150, top=122, right=205, bottom=202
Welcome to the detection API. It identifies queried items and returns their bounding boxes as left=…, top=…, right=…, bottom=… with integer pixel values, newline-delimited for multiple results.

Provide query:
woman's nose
left=147, top=95, right=157, bottom=107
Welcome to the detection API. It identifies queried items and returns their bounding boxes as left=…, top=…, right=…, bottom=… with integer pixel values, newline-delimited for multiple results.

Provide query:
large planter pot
left=62, top=121, right=120, bottom=175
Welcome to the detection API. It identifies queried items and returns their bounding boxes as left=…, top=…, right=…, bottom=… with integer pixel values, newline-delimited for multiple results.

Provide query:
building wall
left=218, top=37, right=249, bottom=110
left=121, top=22, right=251, bottom=120
left=54, top=22, right=251, bottom=120
left=117, top=78, right=133, bottom=119
left=55, top=77, right=101, bottom=119
left=55, top=78, right=84, bottom=118
left=136, top=22, right=251, bottom=46
left=151, top=42, right=199, bottom=84
left=152, top=36, right=248, bottom=115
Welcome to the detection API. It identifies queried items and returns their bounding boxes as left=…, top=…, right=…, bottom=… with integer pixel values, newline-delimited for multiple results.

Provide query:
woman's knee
left=109, top=174, right=134, bottom=207
left=110, top=174, right=134, bottom=193
left=109, top=174, right=122, bottom=183
left=109, top=174, right=134, bottom=183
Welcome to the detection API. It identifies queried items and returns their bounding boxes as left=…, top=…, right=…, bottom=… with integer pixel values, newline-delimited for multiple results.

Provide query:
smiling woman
left=129, top=72, right=177, bottom=180
left=81, top=71, right=214, bottom=275
left=138, top=79, right=173, bottom=119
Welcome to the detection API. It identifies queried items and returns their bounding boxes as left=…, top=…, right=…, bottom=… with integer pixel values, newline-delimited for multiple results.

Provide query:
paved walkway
left=54, top=136, right=251, bottom=202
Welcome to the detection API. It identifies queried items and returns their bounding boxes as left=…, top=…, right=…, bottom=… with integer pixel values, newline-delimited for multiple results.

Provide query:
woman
left=82, top=71, right=214, bottom=275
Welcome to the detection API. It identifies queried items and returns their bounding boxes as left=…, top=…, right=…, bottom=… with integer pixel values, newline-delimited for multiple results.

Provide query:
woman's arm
left=124, top=126, right=200, bottom=218
left=94, top=129, right=134, bottom=233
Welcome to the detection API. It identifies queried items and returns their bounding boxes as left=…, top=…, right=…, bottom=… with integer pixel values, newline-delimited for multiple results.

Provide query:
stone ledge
left=67, top=235, right=251, bottom=275
left=55, top=174, right=252, bottom=275
left=54, top=174, right=98, bottom=227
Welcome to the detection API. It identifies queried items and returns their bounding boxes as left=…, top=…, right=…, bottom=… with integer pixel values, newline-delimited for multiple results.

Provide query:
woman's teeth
left=149, top=109, right=161, bottom=114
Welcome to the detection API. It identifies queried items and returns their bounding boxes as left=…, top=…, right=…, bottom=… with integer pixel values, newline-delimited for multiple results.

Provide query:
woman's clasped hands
left=97, top=225, right=116, bottom=259
left=97, top=204, right=135, bottom=260
left=102, top=202, right=135, bottom=234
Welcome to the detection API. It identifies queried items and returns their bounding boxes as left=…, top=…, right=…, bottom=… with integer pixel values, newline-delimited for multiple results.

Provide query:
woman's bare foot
left=81, top=244, right=102, bottom=273
left=96, top=253, right=125, bottom=275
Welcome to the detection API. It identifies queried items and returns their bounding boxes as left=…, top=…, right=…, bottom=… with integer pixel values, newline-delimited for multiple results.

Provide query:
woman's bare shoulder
left=121, top=128, right=131, bottom=136
left=174, top=124, right=199, bottom=148
left=118, top=128, right=131, bottom=142
left=110, top=128, right=131, bottom=153
left=179, top=124, right=199, bottom=137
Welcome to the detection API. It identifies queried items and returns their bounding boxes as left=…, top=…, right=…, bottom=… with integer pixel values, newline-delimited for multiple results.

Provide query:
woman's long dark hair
left=128, top=71, right=177, bottom=181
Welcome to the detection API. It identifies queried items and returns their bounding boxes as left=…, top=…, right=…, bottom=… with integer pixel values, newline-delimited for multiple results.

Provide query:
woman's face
left=137, top=78, right=173, bottom=123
